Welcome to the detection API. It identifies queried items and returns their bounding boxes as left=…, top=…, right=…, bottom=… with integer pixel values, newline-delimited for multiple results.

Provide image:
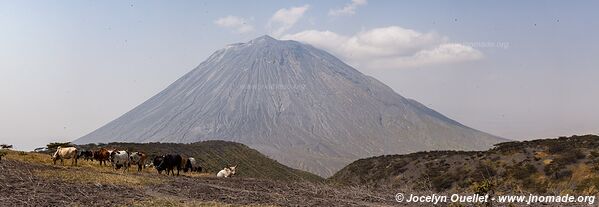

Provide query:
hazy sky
left=1, top=1, right=598, bottom=150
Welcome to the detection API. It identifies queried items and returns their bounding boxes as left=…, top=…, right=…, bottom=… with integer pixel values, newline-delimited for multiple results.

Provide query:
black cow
left=77, top=150, right=94, bottom=161
left=154, top=154, right=183, bottom=176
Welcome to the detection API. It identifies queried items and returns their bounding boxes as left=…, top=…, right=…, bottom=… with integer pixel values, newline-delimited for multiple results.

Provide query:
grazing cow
left=129, top=152, right=148, bottom=172
left=52, top=146, right=78, bottom=166
left=154, top=154, right=183, bottom=176
left=183, top=157, right=202, bottom=173
left=152, top=156, right=163, bottom=169
left=216, top=165, right=237, bottom=178
left=110, top=150, right=130, bottom=172
left=93, top=148, right=110, bottom=166
left=78, top=150, right=94, bottom=161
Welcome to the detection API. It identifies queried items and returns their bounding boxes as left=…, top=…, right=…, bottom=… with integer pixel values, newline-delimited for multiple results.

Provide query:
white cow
left=110, top=151, right=130, bottom=172
left=216, top=165, right=237, bottom=178
left=52, top=146, right=78, bottom=166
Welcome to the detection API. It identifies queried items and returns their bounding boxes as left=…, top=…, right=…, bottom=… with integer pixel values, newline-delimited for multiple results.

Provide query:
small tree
left=0, top=144, right=13, bottom=149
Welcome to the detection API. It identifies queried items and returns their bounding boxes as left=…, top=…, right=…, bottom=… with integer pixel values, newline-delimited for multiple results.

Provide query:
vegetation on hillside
left=330, top=134, right=599, bottom=195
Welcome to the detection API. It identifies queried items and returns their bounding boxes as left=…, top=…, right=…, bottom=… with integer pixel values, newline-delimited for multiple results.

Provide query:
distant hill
left=330, top=135, right=599, bottom=194
left=77, top=140, right=322, bottom=182
left=74, top=35, right=504, bottom=177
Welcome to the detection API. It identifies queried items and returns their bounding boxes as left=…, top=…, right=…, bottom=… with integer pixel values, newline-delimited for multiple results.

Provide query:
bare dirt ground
left=0, top=159, right=145, bottom=206
left=0, top=152, right=397, bottom=207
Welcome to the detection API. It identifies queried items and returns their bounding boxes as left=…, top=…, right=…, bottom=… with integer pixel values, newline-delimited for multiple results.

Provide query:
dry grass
left=185, top=172, right=215, bottom=178
left=5, top=150, right=161, bottom=188
left=571, top=164, right=593, bottom=181
left=34, top=168, right=161, bottom=187
left=535, top=151, right=549, bottom=159
left=5, top=150, right=54, bottom=164
left=5, top=150, right=212, bottom=188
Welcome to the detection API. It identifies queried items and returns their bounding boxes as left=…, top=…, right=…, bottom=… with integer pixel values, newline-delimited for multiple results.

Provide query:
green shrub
left=472, top=179, right=493, bottom=195
left=510, top=164, right=537, bottom=180
left=432, top=176, right=454, bottom=191
left=547, top=144, right=567, bottom=154
left=554, top=170, right=573, bottom=180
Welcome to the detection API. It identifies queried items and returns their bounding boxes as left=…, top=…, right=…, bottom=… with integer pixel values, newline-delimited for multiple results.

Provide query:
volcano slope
left=75, top=35, right=505, bottom=177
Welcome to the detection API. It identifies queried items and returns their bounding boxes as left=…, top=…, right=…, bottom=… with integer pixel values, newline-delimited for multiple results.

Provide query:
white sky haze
left=1, top=0, right=598, bottom=150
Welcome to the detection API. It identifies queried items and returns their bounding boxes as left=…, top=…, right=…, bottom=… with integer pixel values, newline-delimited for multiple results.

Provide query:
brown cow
left=93, top=148, right=110, bottom=166
left=129, top=152, right=148, bottom=172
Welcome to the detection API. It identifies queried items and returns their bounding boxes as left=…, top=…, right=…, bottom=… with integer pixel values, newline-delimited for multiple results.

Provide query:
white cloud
left=281, top=26, right=483, bottom=69
left=214, top=16, right=254, bottom=34
left=267, top=5, right=310, bottom=37
left=329, top=0, right=367, bottom=16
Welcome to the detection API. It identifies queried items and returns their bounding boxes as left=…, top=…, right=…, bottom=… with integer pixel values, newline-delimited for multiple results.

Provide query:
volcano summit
left=75, top=35, right=505, bottom=177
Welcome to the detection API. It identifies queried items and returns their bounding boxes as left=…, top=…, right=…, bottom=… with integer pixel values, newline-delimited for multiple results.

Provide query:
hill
left=76, top=140, right=322, bottom=182
left=74, top=35, right=504, bottom=177
left=0, top=150, right=395, bottom=206
left=330, top=134, right=599, bottom=195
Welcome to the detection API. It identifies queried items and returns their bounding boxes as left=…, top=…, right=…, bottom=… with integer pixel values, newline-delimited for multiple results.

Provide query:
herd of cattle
left=51, top=146, right=237, bottom=177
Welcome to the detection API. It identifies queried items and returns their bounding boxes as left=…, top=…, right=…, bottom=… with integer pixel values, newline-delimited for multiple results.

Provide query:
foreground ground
left=0, top=151, right=395, bottom=206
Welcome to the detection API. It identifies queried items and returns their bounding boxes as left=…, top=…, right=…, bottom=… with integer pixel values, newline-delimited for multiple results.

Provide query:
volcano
left=75, top=35, right=505, bottom=177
